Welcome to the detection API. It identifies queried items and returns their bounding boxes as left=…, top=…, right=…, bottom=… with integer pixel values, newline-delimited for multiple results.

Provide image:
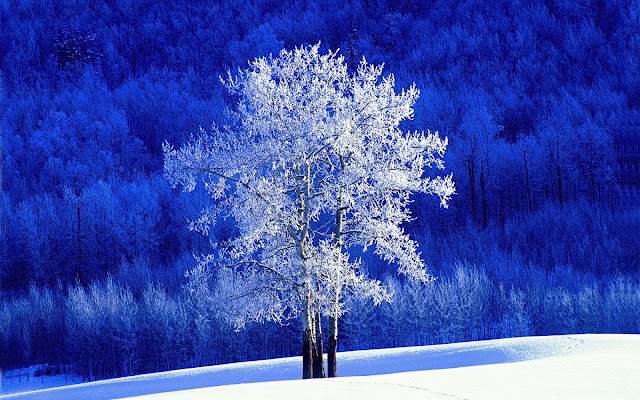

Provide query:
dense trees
left=2, top=0, right=637, bottom=291
left=1, top=0, right=639, bottom=382
left=3, top=254, right=640, bottom=378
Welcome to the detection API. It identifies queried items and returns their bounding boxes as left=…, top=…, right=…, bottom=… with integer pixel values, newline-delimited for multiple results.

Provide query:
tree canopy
left=164, top=43, right=454, bottom=377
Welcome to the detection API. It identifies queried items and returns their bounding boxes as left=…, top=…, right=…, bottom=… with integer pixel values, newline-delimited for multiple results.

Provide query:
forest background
left=1, top=0, right=639, bottom=381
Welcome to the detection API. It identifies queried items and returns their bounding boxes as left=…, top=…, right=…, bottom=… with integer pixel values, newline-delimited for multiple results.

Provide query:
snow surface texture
left=2, top=334, right=638, bottom=399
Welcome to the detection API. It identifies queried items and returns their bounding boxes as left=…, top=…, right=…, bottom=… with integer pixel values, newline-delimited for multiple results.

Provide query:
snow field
left=2, top=334, right=639, bottom=400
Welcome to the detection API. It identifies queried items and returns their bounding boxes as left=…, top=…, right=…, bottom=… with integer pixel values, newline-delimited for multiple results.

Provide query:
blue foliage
left=1, top=0, right=639, bottom=380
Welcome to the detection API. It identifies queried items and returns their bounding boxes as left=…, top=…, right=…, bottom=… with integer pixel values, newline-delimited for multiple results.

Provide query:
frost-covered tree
left=163, top=43, right=454, bottom=379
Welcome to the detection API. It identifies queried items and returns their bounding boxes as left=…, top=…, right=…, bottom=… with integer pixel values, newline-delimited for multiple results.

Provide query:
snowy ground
left=2, top=334, right=639, bottom=399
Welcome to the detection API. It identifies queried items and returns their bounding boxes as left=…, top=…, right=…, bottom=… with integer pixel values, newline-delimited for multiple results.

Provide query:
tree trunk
left=302, top=325, right=313, bottom=379
left=480, top=164, right=487, bottom=229
left=467, top=160, right=477, bottom=223
left=76, top=204, right=84, bottom=284
left=556, top=164, right=563, bottom=205
left=590, top=168, right=596, bottom=204
left=313, top=312, right=325, bottom=378
left=329, top=191, right=344, bottom=378
left=328, top=314, right=338, bottom=377
left=302, top=289, right=315, bottom=379
left=522, top=146, right=532, bottom=212
left=298, top=163, right=315, bottom=380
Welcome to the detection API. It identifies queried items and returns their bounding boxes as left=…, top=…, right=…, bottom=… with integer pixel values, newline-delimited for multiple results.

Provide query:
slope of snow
left=2, top=334, right=639, bottom=400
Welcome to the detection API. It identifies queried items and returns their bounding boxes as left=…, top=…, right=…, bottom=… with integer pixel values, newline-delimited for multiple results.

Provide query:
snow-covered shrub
left=576, top=284, right=603, bottom=333
left=66, top=278, right=139, bottom=380
left=604, top=277, right=640, bottom=333
left=542, top=287, right=576, bottom=335
left=139, top=284, right=189, bottom=372
left=435, top=263, right=490, bottom=343
left=498, top=285, right=531, bottom=338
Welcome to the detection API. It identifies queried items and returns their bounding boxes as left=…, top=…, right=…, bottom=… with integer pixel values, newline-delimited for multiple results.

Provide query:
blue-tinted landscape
left=1, top=0, right=639, bottom=384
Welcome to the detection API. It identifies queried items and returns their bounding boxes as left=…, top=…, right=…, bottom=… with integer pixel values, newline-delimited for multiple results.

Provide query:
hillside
left=2, top=0, right=640, bottom=382
left=2, top=334, right=639, bottom=399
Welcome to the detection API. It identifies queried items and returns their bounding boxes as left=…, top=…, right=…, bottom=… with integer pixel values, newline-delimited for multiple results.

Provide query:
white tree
left=163, top=43, right=455, bottom=379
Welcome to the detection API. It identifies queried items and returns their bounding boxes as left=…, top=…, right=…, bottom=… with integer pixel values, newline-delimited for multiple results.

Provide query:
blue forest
left=0, top=0, right=639, bottom=381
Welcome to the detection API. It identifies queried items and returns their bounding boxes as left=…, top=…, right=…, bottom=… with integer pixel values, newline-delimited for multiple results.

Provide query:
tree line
left=2, top=257, right=639, bottom=380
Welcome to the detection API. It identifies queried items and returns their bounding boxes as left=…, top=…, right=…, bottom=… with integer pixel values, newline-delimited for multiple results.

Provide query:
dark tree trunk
left=76, top=204, right=84, bottom=284
left=556, top=165, right=563, bottom=205
left=467, top=160, right=477, bottom=223
left=480, top=165, right=487, bottom=228
left=313, top=313, right=325, bottom=378
left=590, top=169, right=596, bottom=203
left=302, top=327, right=313, bottom=379
left=328, top=314, right=338, bottom=377
left=523, top=147, right=532, bottom=212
